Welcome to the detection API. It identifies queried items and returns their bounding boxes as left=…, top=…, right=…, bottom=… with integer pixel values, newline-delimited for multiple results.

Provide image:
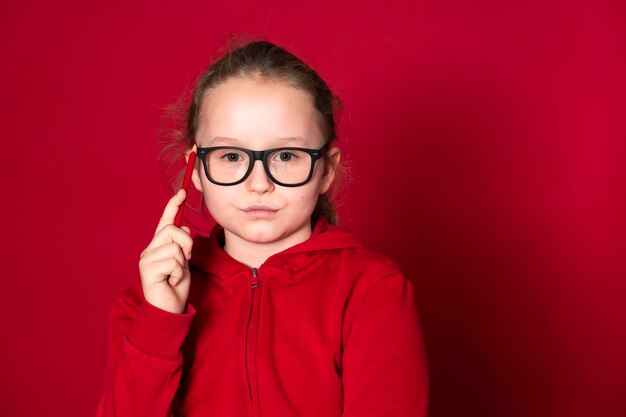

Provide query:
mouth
left=242, top=205, right=278, bottom=220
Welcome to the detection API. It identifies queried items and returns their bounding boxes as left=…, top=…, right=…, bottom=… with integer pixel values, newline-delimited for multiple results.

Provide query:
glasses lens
left=267, top=149, right=313, bottom=185
left=206, top=148, right=250, bottom=184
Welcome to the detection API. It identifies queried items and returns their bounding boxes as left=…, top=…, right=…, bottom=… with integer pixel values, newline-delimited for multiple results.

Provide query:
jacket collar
left=189, top=216, right=362, bottom=284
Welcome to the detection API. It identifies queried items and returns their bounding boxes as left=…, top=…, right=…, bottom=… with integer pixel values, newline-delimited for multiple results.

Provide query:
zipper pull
left=251, top=267, right=259, bottom=289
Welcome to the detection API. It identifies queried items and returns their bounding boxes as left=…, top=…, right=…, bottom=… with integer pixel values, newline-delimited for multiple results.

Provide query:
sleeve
left=342, top=273, right=429, bottom=417
left=95, top=282, right=196, bottom=417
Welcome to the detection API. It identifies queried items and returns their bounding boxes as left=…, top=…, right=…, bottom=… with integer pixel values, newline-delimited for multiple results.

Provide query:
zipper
left=245, top=267, right=259, bottom=405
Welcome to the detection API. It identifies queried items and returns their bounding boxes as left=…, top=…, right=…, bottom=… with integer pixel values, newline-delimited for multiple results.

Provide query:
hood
left=189, top=216, right=363, bottom=280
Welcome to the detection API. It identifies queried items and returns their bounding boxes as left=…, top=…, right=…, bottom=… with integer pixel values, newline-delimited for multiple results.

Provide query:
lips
left=242, top=204, right=278, bottom=220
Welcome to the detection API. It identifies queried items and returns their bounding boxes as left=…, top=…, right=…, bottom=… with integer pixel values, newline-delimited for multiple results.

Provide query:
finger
left=154, top=189, right=187, bottom=236
left=168, top=262, right=189, bottom=287
left=167, top=262, right=185, bottom=287
left=147, top=257, right=185, bottom=285
left=148, top=225, right=194, bottom=259
left=180, top=226, right=192, bottom=259
left=141, top=242, right=187, bottom=269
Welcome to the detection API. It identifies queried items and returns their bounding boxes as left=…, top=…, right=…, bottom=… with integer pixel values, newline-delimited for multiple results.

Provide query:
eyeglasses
left=196, top=145, right=326, bottom=187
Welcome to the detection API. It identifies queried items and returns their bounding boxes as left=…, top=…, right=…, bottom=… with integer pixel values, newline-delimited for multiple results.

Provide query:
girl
left=96, top=38, right=429, bottom=417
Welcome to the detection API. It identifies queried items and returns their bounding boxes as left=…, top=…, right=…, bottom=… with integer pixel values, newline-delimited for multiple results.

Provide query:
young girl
left=96, top=38, right=429, bottom=417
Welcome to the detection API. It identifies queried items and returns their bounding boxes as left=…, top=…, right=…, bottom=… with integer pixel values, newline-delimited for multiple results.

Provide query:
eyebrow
left=210, top=136, right=240, bottom=145
left=209, top=136, right=309, bottom=146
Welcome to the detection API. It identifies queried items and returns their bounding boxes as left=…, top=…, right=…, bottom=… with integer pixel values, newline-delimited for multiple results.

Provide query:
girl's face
left=189, top=76, right=339, bottom=248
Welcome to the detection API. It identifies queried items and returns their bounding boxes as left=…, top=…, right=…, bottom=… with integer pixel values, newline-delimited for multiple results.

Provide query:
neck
left=223, top=225, right=313, bottom=268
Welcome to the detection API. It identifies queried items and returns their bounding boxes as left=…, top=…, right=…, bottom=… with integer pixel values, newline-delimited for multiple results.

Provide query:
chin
left=238, top=225, right=285, bottom=244
left=215, top=210, right=313, bottom=246
left=238, top=217, right=312, bottom=245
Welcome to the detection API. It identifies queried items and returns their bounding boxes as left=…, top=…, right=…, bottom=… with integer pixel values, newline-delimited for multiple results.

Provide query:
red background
left=1, top=1, right=625, bottom=416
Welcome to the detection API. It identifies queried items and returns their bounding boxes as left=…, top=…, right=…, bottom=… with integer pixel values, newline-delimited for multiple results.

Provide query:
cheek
left=201, top=183, right=233, bottom=210
left=290, top=185, right=320, bottom=206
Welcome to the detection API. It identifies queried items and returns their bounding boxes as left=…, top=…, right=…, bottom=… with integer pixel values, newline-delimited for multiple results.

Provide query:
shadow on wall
left=349, top=69, right=577, bottom=417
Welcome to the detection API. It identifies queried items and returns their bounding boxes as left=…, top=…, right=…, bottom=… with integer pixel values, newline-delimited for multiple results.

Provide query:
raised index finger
left=154, top=189, right=187, bottom=236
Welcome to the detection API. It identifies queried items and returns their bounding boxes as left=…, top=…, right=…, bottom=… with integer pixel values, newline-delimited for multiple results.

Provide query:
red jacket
left=96, top=217, right=429, bottom=416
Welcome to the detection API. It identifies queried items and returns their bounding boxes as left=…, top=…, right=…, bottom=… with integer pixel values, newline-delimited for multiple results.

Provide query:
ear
left=319, top=146, right=341, bottom=195
left=185, top=145, right=203, bottom=192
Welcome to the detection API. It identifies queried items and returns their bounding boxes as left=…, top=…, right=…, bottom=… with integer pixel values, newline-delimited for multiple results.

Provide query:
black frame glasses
left=196, top=145, right=327, bottom=187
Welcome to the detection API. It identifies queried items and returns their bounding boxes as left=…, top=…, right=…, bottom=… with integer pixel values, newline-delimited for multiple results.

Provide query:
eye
left=223, top=152, right=243, bottom=162
left=276, top=151, right=295, bottom=162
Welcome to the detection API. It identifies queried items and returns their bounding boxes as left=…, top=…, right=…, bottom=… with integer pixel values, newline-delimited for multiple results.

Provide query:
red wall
left=1, top=1, right=625, bottom=416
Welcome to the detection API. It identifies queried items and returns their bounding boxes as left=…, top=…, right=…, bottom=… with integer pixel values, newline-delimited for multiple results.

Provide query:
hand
left=138, top=189, right=193, bottom=314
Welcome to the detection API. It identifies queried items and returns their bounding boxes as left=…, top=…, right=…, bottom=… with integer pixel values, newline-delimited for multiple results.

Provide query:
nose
left=245, top=160, right=274, bottom=194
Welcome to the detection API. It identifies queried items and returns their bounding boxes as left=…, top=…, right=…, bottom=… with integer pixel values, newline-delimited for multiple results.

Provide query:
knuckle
left=169, top=241, right=183, bottom=253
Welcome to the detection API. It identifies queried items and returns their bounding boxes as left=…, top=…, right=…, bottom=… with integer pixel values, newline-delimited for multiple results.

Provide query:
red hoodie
left=96, top=216, right=429, bottom=416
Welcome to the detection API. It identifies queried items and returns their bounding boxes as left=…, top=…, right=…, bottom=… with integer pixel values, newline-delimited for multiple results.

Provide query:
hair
left=157, top=35, right=347, bottom=226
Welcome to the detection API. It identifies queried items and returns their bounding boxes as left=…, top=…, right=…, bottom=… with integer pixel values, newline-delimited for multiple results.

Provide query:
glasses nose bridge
left=248, top=149, right=271, bottom=173
left=246, top=149, right=273, bottom=183
left=249, top=149, right=268, bottom=164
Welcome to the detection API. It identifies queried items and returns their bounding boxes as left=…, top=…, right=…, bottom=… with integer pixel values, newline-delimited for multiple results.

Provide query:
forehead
left=196, top=77, right=324, bottom=148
